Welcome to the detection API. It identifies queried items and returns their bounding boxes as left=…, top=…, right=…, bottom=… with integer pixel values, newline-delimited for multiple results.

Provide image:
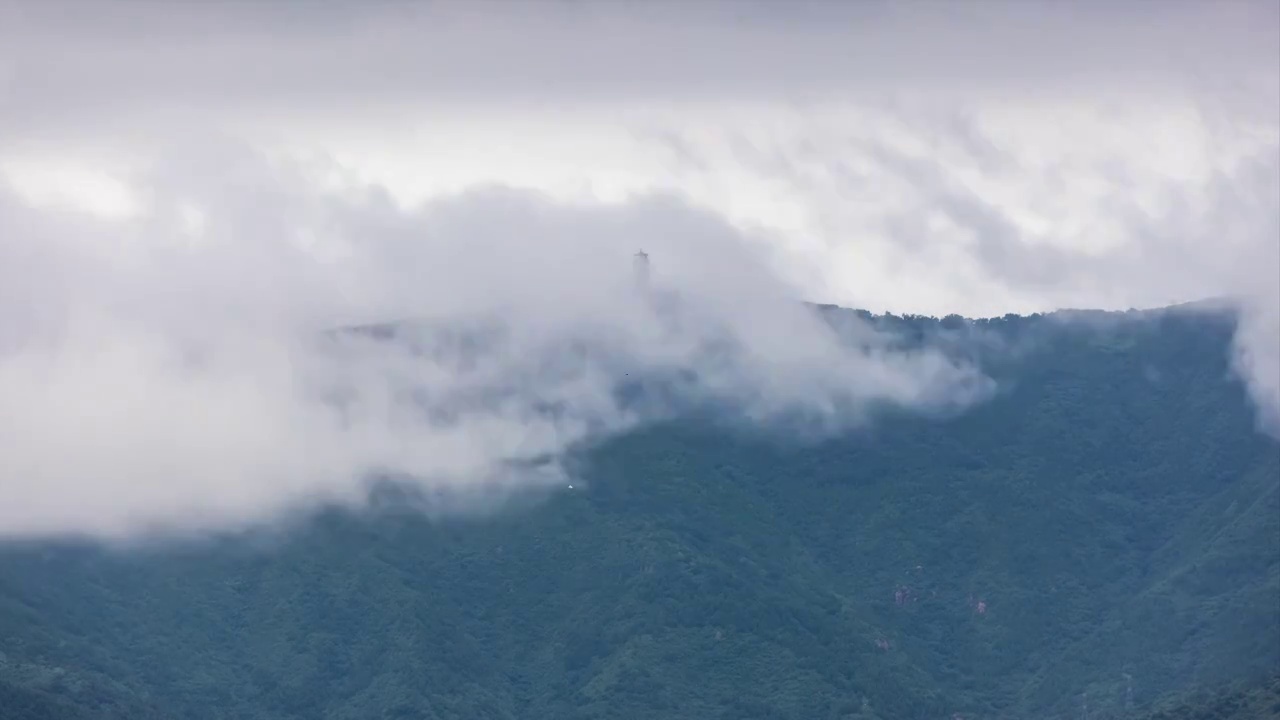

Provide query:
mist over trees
left=0, top=305, right=1276, bottom=719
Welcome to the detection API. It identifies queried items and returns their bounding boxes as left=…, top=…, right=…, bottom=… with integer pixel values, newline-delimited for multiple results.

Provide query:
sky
left=0, top=0, right=1276, bottom=539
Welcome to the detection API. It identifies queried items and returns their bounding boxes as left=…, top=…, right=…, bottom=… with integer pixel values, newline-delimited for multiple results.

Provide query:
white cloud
left=630, top=103, right=1279, bottom=434
left=0, top=0, right=1276, bottom=537
left=0, top=144, right=987, bottom=539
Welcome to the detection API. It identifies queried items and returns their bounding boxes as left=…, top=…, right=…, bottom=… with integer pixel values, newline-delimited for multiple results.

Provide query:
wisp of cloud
left=0, top=141, right=988, bottom=539
left=1, top=0, right=1275, bottom=539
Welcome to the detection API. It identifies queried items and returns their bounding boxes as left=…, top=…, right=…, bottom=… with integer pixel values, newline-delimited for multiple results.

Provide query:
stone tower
left=633, top=249, right=651, bottom=288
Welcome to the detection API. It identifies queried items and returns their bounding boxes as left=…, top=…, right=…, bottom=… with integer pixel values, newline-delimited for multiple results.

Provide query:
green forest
left=0, top=305, right=1276, bottom=719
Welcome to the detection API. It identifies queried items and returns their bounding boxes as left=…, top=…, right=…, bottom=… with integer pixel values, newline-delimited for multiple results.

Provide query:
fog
left=0, top=0, right=1275, bottom=538
left=0, top=142, right=988, bottom=538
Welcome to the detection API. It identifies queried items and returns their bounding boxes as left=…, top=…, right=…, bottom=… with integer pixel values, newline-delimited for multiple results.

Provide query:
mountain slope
left=0, top=306, right=1276, bottom=719
left=1137, top=674, right=1280, bottom=720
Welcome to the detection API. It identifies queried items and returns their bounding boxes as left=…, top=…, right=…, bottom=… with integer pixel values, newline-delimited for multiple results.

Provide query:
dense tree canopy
left=1, top=305, right=1276, bottom=719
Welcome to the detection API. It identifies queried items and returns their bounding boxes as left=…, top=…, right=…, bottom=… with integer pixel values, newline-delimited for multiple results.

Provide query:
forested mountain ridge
left=0, top=304, right=1276, bottom=719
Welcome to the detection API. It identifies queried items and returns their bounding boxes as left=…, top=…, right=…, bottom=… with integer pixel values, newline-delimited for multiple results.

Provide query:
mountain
left=0, top=305, right=1276, bottom=719
left=1136, top=675, right=1280, bottom=720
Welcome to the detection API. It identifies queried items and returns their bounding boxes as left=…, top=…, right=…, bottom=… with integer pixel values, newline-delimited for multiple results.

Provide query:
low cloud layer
left=0, top=142, right=987, bottom=539
left=639, top=104, right=1279, bottom=437
left=1, top=1, right=1276, bottom=538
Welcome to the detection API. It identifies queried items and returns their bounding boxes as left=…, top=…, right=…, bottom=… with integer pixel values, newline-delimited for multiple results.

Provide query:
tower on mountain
left=633, top=249, right=651, bottom=288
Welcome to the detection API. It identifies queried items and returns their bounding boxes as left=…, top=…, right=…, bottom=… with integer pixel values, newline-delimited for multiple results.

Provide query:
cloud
left=0, top=140, right=988, bottom=539
left=643, top=104, right=1280, bottom=437
left=1, top=1, right=1276, bottom=144
left=0, top=0, right=1276, bottom=538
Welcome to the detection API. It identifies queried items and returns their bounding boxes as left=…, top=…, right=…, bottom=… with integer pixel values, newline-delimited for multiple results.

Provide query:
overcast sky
left=0, top=0, right=1276, bottom=539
